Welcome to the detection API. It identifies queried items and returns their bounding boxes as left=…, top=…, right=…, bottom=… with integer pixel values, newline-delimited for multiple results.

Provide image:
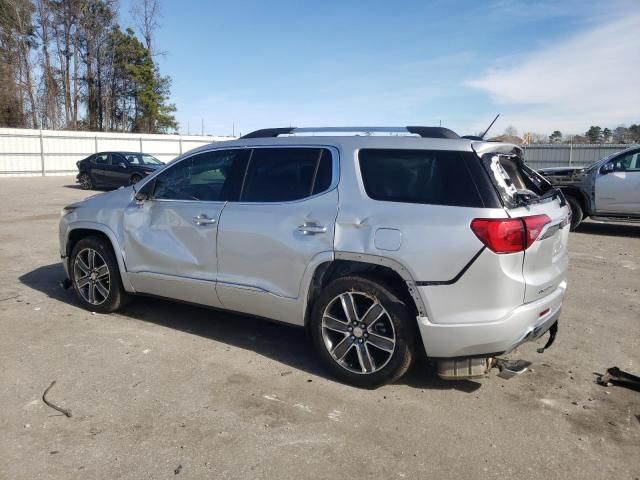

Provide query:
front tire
left=70, top=236, right=132, bottom=313
left=566, top=195, right=583, bottom=231
left=310, top=275, right=416, bottom=388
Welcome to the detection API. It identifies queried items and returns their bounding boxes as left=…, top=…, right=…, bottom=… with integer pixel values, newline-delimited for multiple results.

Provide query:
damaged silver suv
left=59, top=126, right=570, bottom=388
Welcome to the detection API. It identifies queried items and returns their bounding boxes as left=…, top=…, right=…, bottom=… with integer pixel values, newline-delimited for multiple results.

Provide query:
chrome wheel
left=321, top=292, right=396, bottom=374
left=73, top=248, right=110, bottom=306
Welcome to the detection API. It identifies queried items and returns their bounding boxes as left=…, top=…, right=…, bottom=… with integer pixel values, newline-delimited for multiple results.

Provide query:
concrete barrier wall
left=0, top=128, right=236, bottom=177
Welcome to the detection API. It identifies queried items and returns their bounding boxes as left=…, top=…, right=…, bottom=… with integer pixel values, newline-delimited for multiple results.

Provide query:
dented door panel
left=123, top=199, right=225, bottom=305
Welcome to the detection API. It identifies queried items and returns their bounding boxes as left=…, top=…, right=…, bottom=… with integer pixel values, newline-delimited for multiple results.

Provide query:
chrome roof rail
left=241, top=126, right=461, bottom=139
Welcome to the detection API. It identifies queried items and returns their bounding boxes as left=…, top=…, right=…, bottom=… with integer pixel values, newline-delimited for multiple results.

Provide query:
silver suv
left=59, top=126, right=570, bottom=388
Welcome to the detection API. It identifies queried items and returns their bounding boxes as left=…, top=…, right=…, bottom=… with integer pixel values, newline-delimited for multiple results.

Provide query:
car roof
left=186, top=135, right=521, bottom=158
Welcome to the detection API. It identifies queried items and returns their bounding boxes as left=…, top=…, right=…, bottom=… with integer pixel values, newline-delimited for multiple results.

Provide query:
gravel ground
left=0, top=176, right=638, bottom=480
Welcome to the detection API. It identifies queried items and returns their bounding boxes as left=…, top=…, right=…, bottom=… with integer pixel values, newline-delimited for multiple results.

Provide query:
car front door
left=216, top=147, right=338, bottom=325
left=595, top=150, right=640, bottom=214
left=111, top=153, right=133, bottom=186
left=122, top=148, right=249, bottom=307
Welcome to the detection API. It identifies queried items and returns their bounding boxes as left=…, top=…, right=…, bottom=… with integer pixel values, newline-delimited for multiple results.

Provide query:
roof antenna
left=480, top=113, right=500, bottom=140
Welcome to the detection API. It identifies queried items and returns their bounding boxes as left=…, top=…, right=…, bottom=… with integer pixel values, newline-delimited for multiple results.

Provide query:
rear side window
left=358, top=149, right=484, bottom=207
left=93, top=154, right=110, bottom=165
left=241, top=148, right=333, bottom=202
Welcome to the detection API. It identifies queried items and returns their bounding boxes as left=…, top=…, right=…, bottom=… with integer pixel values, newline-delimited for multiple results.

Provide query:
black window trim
left=141, top=145, right=339, bottom=205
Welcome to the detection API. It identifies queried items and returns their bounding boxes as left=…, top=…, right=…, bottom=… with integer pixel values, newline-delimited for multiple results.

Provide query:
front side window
left=125, top=153, right=163, bottom=166
left=610, top=151, right=640, bottom=171
left=152, top=149, right=248, bottom=201
left=241, top=148, right=332, bottom=202
left=358, top=149, right=484, bottom=207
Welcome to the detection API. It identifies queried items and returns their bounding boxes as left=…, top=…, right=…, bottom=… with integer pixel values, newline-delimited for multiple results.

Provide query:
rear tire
left=79, top=172, right=93, bottom=190
left=310, top=275, right=416, bottom=388
left=566, top=195, right=583, bottom=231
left=70, top=236, right=132, bottom=313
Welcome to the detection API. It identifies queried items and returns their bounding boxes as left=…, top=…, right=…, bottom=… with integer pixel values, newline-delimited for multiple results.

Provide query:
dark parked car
left=76, top=152, right=165, bottom=190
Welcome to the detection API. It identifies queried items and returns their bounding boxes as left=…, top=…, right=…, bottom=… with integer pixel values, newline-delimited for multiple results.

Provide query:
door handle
left=297, top=222, right=327, bottom=235
left=193, top=214, right=217, bottom=226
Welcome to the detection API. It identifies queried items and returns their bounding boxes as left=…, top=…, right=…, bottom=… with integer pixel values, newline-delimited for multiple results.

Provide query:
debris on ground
left=597, top=367, right=640, bottom=391
left=174, top=464, right=182, bottom=475
left=42, top=381, right=72, bottom=417
left=493, top=358, right=532, bottom=379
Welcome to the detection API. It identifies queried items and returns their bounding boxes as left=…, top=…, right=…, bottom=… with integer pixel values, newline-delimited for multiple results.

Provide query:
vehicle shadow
left=63, top=184, right=111, bottom=191
left=575, top=221, right=640, bottom=238
left=19, top=263, right=481, bottom=392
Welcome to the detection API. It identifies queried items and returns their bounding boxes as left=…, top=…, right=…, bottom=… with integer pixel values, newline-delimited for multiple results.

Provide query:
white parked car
left=59, top=126, right=570, bottom=388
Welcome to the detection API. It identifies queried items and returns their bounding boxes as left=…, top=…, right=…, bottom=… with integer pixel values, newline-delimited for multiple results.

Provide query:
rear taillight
left=471, top=215, right=550, bottom=254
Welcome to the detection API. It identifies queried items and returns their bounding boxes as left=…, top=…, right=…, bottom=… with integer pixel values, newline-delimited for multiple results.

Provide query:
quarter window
left=153, top=149, right=248, bottom=201
left=241, top=148, right=333, bottom=202
left=358, top=149, right=484, bottom=207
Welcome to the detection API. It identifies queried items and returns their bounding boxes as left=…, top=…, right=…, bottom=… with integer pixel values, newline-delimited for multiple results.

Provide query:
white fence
left=521, top=143, right=637, bottom=169
left=0, top=127, right=236, bottom=177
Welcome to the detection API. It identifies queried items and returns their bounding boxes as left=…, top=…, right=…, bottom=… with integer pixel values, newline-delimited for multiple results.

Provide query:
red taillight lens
left=522, top=214, right=551, bottom=248
left=470, top=215, right=551, bottom=254
left=470, top=218, right=525, bottom=253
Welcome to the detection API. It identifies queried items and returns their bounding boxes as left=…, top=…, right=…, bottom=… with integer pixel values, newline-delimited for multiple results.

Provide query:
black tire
left=79, top=172, right=93, bottom=190
left=70, top=236, right=133, bottom=313
left=130, top=174, right=142, bottom=185
left=310, top=275, right=416, bottom=388
left=565, top=195, right=583, bottom=231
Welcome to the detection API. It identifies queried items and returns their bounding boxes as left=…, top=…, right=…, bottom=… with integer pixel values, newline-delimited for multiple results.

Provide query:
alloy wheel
left=321, top=291, right=396, bottom=374
left=73, top=248, right=110, bottom=305
left=80, top=174, right=91, bottom=189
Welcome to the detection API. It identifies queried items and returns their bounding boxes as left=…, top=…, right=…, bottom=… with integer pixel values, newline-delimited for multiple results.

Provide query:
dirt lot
left=0, top=176, right=638, bottom=480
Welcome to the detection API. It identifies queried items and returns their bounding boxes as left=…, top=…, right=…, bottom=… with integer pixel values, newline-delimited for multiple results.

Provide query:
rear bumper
left=417, top=282, right=565, bottom=358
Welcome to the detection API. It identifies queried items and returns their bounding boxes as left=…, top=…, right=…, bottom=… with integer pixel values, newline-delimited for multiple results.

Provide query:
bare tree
left=503, top=125, right=518, bottom=137
left=129, top=0, right=161, bottom=55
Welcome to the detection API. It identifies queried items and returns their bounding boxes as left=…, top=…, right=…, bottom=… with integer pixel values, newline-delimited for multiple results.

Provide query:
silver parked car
left=59, top=126, right=570, bottom=388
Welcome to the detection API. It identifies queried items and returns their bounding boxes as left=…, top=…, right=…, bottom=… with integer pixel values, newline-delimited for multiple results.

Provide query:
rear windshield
left=482, top=154, right=555, bottom=208
left=358, top=149, right=485, bottom=207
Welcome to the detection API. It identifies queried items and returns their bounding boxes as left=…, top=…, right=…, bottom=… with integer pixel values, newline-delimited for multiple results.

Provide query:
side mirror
left=600, top=163, right=615, bottom=175
left=119, top=162, right=128, bottom=169
left=134, top=191, right=149, bottom=202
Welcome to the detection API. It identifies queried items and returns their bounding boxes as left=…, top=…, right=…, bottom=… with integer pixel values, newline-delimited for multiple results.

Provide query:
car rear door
left=476, top=147, right=571, bottom=304
left=215, top=146, right=338, bottom=323
left=122, top=148, right=249, bottom=307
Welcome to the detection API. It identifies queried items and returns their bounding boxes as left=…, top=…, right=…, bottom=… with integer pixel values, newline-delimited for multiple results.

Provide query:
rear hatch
left=473, top=143, right=571, bottom=303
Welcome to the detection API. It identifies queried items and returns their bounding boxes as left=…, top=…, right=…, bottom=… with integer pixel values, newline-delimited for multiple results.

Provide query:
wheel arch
left=302, top=253, right=427, bottom=334
left=65, top=223, right=134, bottom=292
left=559, top=186, right=588, bottom=215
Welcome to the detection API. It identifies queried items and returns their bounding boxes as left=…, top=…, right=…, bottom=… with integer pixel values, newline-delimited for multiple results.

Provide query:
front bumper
left=417, top=282, right=565, bottom=358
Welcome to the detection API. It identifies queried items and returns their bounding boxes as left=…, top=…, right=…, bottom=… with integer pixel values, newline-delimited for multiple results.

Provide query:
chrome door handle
left=193, top=214, right=217, bottom=225
left=297, top=223, right=327, bottom=235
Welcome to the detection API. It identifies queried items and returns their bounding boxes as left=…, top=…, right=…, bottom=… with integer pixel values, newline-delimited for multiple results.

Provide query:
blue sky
left=121, top=0, right=640, bottom=137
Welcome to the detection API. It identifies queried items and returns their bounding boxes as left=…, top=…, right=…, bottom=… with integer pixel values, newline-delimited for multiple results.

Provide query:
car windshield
left=124, top=153, right=163, bottom=166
